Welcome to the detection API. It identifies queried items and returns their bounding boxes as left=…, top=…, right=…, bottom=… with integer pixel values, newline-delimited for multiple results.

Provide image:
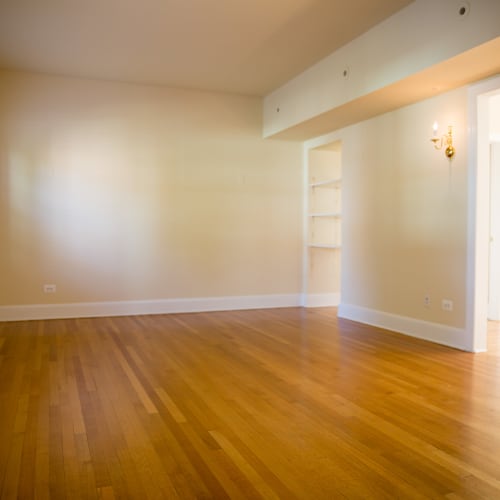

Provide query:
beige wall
left=0, top=71, right=303, bottom=305
left=340, top=87, right=468, bottom=328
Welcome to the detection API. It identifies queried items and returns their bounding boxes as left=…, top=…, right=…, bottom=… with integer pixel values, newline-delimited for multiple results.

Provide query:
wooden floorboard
left=1, top=308, right=500, bottom=499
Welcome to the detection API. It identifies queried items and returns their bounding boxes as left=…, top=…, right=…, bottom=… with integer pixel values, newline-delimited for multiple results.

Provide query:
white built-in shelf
left=308, top=244, right=341, bottom=249
left=310, top=178, right=342, bottom=188
left=306, top=147, right=342, bottom=300
left=308, top=212, right=342, bottom=218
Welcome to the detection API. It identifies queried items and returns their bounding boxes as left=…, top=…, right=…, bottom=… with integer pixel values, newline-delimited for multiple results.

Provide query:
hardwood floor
left=1, top=308, right=500, bottom=499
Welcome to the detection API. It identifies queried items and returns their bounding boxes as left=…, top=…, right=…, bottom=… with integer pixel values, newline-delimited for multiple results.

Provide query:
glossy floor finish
left=1, top=308, right=500, bottom=499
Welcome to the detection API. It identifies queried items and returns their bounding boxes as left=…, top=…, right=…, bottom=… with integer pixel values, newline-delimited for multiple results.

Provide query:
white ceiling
left=0, top=0, right=413, bottom=97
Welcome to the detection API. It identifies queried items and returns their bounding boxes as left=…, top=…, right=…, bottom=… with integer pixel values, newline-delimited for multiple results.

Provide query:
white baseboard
left=1, top=296, right=477, bottom=352
left=337, top=302, right=474, bottom=352
left=304, top=293, right=341, bottom=308
left=0, top=294, right=302, bottom=322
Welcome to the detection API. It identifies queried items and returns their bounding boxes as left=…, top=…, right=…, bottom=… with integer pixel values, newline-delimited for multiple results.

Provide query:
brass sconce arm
left=430, top=124, right=455, bottom=159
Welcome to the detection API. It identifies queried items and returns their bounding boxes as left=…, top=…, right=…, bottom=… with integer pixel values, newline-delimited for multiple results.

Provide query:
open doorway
left=468, top=76, right=500, bottom=352
left=489, top=141, right=500, bottom=321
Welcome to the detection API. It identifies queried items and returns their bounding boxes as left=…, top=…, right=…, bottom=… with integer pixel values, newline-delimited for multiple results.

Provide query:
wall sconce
left=430, top=122, right=455, bottom=159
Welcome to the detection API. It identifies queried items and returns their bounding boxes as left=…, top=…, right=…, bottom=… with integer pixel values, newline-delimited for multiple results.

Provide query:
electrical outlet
left=424, top=294, right=431, bottom=308
left=43, top=284, right=57, bottom=294
left=442, top=299, right=453, bottom=311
